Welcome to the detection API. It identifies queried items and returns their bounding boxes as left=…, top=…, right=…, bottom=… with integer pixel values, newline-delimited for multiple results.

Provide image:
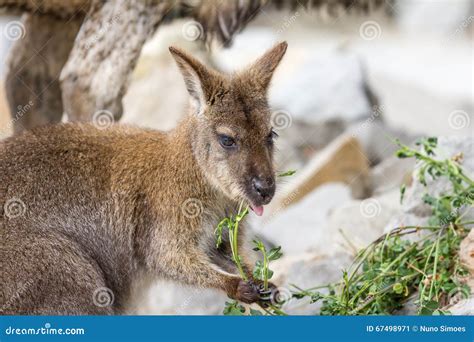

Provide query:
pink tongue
left=251, top=205, right=264, bottom=216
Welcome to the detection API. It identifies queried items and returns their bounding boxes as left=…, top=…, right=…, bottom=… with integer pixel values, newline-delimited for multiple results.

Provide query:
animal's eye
left=267, top=129, right=278, bottom=144
left=218, top=135, right=237, bottom=149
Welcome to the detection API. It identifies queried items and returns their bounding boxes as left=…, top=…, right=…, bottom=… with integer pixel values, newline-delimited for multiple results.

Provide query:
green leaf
left=396, top=149, right=415, bottom=159
left=253, top=261, right=264, bottom=280
left=249, top=308, right=264, bottom=316
left=427, top=137, right=438, bottom=146
left=223, top=300, right=246, bottom=315
left=215, top=218, right=231, bottom=248
left=278, top=170, right=296, bottom=177
left=400, top=184, right=406, bottom=204
left=420, top=300, right=439, bottom=316
left=393, top=283, right=404, bottom=294
left=252, top=239, right=265, bottom=251
left=422, top=193, right=437, bottom=206
left=268, top=246, right=283, bottom=261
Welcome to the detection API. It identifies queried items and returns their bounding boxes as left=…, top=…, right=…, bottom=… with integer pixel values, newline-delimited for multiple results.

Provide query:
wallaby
left=0, top=42, right=287, bottom=315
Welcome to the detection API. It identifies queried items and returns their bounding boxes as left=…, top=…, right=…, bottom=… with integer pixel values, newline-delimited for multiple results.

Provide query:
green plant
left=252, top=240, right=283, bottom=291
left=216, top=171, right=294, bottom=315
left=291, top=137, right=473, bottom=315
left=219, top=233, right=286, bottom=315
left=215, top=202, right=249, bottom=280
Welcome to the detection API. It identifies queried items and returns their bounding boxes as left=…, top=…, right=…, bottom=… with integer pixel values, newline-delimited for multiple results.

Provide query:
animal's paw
left=232, top=279, right=260, bottom=304
left=229, top=279, right=282, bottom=306
left=254, top=281, right=279, bottom=308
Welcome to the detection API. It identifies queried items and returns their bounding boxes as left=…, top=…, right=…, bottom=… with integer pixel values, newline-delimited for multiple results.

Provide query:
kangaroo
left=0, top=42, right=287, bottom=315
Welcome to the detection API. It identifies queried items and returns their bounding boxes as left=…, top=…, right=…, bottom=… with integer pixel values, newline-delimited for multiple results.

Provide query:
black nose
left=252, top=177, right=275, bottom=204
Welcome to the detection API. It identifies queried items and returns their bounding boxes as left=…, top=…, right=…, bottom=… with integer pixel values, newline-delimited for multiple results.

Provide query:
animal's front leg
left=212, top=229, right=278, bottom=306
left=151, top=242, right=262, bottom=304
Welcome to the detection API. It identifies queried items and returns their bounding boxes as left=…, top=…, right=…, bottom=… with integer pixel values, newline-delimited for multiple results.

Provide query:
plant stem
left=229, top=202, right=248, bottom=281
left=262, top=245, right=269, bottom=290
left=428, top=230, right=442, bottom=301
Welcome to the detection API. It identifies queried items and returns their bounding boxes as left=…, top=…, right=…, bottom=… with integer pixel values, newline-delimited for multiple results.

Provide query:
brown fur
left=0, top=42, right=287, bottom=315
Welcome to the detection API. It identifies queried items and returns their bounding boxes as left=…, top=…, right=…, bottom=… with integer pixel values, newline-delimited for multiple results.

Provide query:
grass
left=218, top=137, right=473, bottom=315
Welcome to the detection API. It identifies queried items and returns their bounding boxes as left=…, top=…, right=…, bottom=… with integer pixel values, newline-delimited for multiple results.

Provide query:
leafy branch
left=290, top=137, right=473, bottom=315
left=215, top=202, right=249, bottom=281
left=217, top=171, right=294, bottom=315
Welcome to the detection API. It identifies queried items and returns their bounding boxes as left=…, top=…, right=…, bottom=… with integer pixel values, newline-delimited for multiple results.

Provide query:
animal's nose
left=252, top=177, right=275, bottom=204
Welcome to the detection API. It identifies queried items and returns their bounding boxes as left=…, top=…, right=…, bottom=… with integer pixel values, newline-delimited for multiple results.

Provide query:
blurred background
left=0, top=0, right=472, bottom=314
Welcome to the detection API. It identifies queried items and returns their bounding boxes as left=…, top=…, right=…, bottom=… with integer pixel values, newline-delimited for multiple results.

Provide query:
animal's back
left=0, top=123, right=167, bottom=314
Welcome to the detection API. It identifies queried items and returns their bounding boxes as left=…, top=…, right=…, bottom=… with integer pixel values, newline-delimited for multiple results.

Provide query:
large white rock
left=327, top=189, right=401, bottom=252
left=271, top=252, right=353, bottom=315
left=250, top=183, right=353, bottom=256
left=131, top=280, right=227, bottom=315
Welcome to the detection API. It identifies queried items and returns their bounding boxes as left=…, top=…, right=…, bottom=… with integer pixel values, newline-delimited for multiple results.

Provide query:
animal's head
left=169, top=42, right=287, bottom=216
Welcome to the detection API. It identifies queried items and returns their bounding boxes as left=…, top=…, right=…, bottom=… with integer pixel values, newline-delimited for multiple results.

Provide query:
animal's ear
left=244, top=41, right=288, bottom=91
left=169, top=46, right=217, bottom=114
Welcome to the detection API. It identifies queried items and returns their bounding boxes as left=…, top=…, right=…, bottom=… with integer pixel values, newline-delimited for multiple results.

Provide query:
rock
left=269, top=50, right=378, bottom=167
left=447, top=297, right=474, bottom=315
left=271, top=252, right=353, bottom=315
left=457, top=228, right=474, bottom=310
left=269, top=51, right=373, bottom=125
left=460, top=229, right=474, bottom=278
left=396, top=0, right=472, bottom=35
left=445, top=227, right=474, bottom=315
left=251, top=183, right=352, bottom=256
left=348, top=118, right=420, bottom=166
left=327, top=189, right=401, bottom=252
left=274, top=118, right=347, bottom=171
left=370, top=154, right=415, bottom=196
left=131, top=280, right=227, bottom=315
left=269, top=133, right=370, bottom=217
